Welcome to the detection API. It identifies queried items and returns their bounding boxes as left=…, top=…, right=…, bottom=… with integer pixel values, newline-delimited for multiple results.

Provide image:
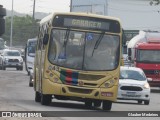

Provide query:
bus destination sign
left=64, top=18, right=110, bottom=31
left=53, top=15, right=120, bottom=33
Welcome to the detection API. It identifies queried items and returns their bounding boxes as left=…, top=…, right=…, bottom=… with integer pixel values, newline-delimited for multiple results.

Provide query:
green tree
left=150, top=0, right=160, bottom=5
left=2, top=15, right=39, bottom=47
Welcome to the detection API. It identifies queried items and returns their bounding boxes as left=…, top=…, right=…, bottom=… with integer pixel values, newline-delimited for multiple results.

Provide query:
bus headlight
left=103, top=79, right=115, bottom=88
left=50, top=77, right=62, bottom=84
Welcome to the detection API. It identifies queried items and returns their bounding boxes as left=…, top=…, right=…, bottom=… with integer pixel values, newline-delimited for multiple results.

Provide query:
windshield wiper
left=91, top=32, right=105, bottom=56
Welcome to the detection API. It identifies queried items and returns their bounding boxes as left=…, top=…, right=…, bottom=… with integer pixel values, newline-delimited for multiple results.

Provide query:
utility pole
left=32, top=0, right=36, bottom=37
left=10, top=0, right=14, bottom=47
left=70, top=0, right=72, bottom=12
left=33, top=0, right=36, bottom=21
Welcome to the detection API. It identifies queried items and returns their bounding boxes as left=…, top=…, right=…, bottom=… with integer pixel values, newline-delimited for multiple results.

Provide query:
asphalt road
left=0, top=67, right=160, bottom=120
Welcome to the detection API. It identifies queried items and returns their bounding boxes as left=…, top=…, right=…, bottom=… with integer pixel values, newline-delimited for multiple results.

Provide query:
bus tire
left=102, top=100, right=112, bottom=111
left=93, top=100, right=101, bottom=108
left=35, top=91, right=41, bottom=102
left=41, top=94, right=52, bottom=105
left=85, top=99, right=92, bottom=108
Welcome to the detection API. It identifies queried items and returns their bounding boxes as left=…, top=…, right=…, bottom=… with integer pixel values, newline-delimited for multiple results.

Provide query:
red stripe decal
left=66, top=70, right=72, bottom=82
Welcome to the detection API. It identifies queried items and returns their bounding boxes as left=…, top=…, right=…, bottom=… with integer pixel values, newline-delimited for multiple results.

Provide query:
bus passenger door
left=35, top=38, right=43, bottom=92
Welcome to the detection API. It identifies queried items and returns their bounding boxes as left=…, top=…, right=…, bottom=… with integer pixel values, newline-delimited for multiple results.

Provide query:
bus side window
left=38, top=25, right=46, bottom=50
left=41, top=25, right=49, bottom=50
left=48, top=38, right=56, bottom=61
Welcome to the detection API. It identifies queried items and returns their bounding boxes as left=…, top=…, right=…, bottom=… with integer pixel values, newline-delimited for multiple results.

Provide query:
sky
left=0, top=0, right=70, bottom=14
left=1, top=0, right=160, bottom=30
left=108, top=0, right=160, bottom=30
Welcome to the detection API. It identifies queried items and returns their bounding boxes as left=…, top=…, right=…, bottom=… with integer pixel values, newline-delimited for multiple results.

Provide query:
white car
left=117, top=66, right=151, bottom=105
left=0, top=49, right=23, bottom=70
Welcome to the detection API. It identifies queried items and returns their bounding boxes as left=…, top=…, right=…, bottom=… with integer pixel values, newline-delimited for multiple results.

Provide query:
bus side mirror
left=43, top=34, right=49, bottom=45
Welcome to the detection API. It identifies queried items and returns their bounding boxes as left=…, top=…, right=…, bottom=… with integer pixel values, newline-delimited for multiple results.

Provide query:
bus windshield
left=137, top=49, right=160, bottom=63
left=48, top=29, right=120, bottom=71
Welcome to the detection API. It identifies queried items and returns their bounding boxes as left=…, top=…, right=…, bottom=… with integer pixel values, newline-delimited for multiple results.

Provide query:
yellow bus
left=34, top=12, right=122, bottom=111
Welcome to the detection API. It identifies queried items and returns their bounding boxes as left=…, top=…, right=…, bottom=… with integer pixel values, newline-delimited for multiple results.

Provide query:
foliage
left=2, top=15, right=39, bottom=47
left=150, top=0, right=160, bottom=5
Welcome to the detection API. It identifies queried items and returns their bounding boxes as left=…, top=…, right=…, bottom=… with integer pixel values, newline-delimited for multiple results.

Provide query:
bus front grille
left=68, top=87, right=92, bottom=94
left=84, top=83, right=97, bottom=86
left=78, top=74, right=105, bottom=81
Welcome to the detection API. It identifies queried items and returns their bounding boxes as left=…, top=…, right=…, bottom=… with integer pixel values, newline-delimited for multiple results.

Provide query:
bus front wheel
left=85, top=99, right=92, bottom=108
left=102, top=100, right=112, bottom=111
left=93, top=100, right=101, bottom=108
left=41, top=94, right=52, bottom=105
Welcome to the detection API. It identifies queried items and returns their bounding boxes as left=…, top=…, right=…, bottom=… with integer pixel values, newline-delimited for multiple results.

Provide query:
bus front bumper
left=41, top=79, right=118, bottom=101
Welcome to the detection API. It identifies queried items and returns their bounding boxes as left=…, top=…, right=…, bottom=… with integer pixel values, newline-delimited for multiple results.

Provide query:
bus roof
left=40, top=12, right=121, bottom=25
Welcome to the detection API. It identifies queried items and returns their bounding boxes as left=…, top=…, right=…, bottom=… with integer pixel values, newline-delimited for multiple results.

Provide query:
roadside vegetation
left=1, top=15, right=39, bottom=47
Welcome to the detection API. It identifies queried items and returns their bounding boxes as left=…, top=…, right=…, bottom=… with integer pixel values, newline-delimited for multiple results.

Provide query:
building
left=70, top=0, right=108, bottom=15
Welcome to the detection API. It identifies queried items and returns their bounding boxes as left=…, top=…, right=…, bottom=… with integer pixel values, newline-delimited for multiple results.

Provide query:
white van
left=25, top=38, right=37, bottom=76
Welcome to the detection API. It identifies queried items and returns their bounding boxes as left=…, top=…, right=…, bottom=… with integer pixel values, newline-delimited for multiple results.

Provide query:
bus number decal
left=53, top=66, right=59, bottom=71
